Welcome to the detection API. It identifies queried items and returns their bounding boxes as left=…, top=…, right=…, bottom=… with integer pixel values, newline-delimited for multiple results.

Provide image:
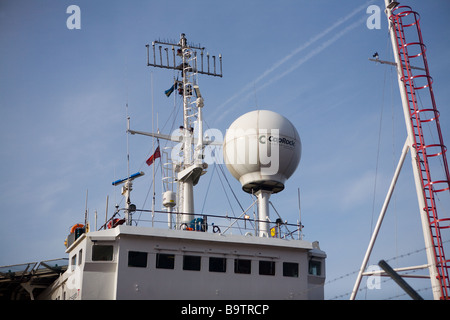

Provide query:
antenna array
left=145, top=33, right=222, bottom=78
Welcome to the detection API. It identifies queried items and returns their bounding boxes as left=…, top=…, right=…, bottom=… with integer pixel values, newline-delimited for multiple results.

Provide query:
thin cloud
left=249, top=17, right=366, bottom=98
left=213, top=0, right=374, bottom=124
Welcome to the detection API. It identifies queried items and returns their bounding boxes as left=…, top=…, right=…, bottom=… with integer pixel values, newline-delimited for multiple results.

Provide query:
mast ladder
left=390, top=5, right=450, bottom=300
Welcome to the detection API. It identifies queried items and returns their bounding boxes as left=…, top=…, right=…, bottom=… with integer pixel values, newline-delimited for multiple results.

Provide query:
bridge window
left=309, top=260, right=322, bottom=276
left=259, top=260, right=275, bottom=276
left=71, top=255, right=77, bottom=271
left=209, top=257, right=226, bottom=273
left=128, top=251, right=148, bottom=268
left=283, top=262, right=299, bottom=277
left=78, top=249, right=83, bottom=265
left=92, top=245, right=113, bottom=261
left=234, top=258, right=251, bottom=274
left=156, top=253, right=175, bottom=269
left=183, top=255, right=201, bottom=271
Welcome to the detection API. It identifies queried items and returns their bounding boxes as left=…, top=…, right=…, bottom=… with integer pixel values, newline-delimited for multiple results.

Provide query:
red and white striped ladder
left=390, top=5, right=450, bottom=300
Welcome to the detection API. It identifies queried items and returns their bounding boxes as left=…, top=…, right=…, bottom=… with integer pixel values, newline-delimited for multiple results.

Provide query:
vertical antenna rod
left=84, top=189, right=88, bottom=232
left=137, top=33, right=223, bottom=228
left=298, top=188, right=303, bottom=240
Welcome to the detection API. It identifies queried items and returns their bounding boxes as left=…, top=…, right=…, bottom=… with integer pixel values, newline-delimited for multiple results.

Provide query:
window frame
left=308, top=259, right=322, bottom=276
left=92, top=244, right=114, bottom=261
left=234, top=258, right=252, bottom=274
left=283, top=262, right=299, bottom=278
left=78, top=249, right=83, bottom=266
left=259, top=260, right=276, bottom=276
left=183, top=255, right=202, bottom=271
left=128, top=251, right=148, bottom=268
left=209, top=257, right=227, bottom=273
left=155, top=253, right=175, bottom=269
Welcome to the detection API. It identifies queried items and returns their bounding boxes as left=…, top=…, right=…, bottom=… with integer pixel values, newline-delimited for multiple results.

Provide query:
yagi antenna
left=146, top=33, right=223, bottom=77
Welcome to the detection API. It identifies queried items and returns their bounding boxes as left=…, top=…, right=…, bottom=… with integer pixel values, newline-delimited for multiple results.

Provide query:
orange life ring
left=70, top=223, right=84, bottom=233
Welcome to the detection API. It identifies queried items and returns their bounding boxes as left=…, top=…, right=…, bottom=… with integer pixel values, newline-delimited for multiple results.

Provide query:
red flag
left=146, top=146, right=161, bottom=166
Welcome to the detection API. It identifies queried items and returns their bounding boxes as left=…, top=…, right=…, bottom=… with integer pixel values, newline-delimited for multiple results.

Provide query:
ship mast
left=129, top=33, right=222, bottom=228
left=351, top=1, right=450, bottom=300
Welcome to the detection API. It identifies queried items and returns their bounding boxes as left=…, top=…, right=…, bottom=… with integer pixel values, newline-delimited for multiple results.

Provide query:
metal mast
left=351, top=1, right=450, bottom=300
left=130, top=33, right=222, bottom=228
left=385, top=2, right=450, bottom=300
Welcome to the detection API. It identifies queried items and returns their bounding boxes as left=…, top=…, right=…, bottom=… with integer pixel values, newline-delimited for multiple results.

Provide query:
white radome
left=223, top=110, right=301, bottom=194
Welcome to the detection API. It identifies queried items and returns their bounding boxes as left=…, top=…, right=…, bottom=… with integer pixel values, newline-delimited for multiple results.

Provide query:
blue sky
left=1, top=0, right=450, bottom=299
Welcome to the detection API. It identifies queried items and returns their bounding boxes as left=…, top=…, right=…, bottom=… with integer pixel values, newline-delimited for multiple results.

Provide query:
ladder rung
left=393, top=13, right=450, bottom=299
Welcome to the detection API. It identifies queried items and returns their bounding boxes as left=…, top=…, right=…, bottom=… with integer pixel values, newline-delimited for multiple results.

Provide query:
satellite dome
left=223, top=110, right=301, bottom=194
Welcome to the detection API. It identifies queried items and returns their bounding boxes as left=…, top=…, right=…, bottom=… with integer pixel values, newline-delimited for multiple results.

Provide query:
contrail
left=251, top=1, right=373, bottom=87
left=213, top=0, right=375, bottom=124
left=246, top=16, right=367, bottom=98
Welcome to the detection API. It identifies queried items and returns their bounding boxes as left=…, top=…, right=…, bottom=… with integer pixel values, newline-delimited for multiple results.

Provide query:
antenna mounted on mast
left=131, top=33, right=223, bottom=228
left=146, top=33, right=223, bottom=78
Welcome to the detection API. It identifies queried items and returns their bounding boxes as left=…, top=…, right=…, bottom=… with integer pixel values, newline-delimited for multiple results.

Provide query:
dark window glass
left=78, top=249, right=83, bottom=265
left=156, top=253, right=175, bottom=269
left=234, top=258, right=251, bottom=274
left=209, top=257, right=226, bottom=273
left=283, top=262, right=299, bottom=277
left=259, top=260, right=275, bottom=276
left=183, top=255, right=201, bottom=271
left=309, top=260, right=322, bottom=276
left=92, top=245, right=113, bottom=261
left=128, top=251, right=147, bottom=268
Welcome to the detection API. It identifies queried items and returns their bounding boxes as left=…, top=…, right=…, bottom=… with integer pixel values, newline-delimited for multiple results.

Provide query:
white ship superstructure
left=2, top=1, right=449, bottom=301
left=1, top=33, right=326, bottom=300
left=39, top=224, right=325, bottom=300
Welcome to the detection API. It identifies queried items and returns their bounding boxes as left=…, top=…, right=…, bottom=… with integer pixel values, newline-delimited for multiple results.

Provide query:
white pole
left=350, top=139, right=409, bottom=300
left=123, top=180, right=133, bottom=226
left=167, top=206, right=173, bottom=229
left=383, top=1, right=441, bottom=299
left=105, top=195, right=109, bottom=227
left=151, top=72, right=155, bottom=226
left=256, top=190, right=271, bottom=237
left=181, top=36, right=194, bottom=224
left=298, top=188, right=303, bottom=240
left=182, top=181, right=194, bottom=223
